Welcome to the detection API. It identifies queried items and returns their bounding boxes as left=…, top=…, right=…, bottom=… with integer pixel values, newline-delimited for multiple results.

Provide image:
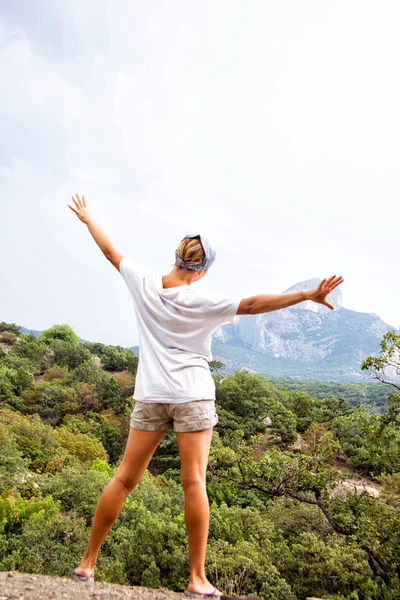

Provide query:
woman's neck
left=162, top=267, right=198, bottom=289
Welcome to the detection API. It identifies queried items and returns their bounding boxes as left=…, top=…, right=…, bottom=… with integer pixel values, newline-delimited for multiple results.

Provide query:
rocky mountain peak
left=283, top=278, right=343, bottom=313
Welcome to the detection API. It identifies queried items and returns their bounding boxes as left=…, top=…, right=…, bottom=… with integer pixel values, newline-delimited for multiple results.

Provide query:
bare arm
left=237, top=275, right=344, bottom=315
left=68, top=194, right=125, bottom=271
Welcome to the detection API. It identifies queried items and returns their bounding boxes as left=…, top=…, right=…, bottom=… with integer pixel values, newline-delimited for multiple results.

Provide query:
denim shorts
left=130, top=399, right=218, bottom=433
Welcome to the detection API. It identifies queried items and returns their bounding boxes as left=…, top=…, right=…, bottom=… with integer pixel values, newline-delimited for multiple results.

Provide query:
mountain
left=211, top=279, right=398, bottom=382
left=15, top=279, right=398, bottom=383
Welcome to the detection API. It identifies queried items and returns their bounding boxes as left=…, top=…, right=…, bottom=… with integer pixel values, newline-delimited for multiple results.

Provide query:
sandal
left=72, top=568, right=94, bottom=584
left=184, top=589, right=220, bottom=598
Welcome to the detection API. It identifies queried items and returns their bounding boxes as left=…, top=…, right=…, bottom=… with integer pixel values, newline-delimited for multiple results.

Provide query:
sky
left=1, top=0, right=399, bottom=347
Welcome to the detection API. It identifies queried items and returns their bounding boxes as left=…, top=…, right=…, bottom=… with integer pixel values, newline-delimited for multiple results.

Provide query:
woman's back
left=119, top=256, right=239, bottom=402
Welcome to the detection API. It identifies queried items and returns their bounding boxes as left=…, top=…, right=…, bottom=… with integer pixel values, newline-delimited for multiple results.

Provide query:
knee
left=180, top=474, right=205, bottom=492
left=114, top=470, right=138, bottom=494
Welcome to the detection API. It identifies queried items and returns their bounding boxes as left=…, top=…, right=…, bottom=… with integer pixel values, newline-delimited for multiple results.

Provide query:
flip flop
left=184, top=588, right=220, bottom=598
left=220, top=596, right=261, bottom=600
left=72, top=568, right=94, bottom=584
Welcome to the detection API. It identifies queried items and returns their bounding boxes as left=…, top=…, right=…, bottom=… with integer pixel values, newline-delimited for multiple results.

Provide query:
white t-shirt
left=119, top=256, right=240, bottom=403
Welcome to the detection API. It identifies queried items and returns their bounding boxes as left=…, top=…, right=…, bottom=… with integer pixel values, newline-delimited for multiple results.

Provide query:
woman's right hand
left=307, top=275, right=344, bottom=310
left=68, top=194, right=94, bottom=224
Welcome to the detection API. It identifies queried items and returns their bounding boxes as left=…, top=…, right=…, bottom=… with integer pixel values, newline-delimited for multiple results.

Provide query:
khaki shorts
left=130, top=399, right=218, bottom=433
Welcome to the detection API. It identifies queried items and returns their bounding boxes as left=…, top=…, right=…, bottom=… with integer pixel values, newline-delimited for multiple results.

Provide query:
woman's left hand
left=68, top=194, right=93, bottom=224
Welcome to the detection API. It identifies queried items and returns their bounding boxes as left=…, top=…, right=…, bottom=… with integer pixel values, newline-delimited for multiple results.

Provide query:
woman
left=68, top=194, right=343, bottom=597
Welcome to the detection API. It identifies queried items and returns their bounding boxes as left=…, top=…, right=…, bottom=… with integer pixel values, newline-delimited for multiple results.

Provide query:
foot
left=186, top=581, right=223, bottom=597
left=73, top=566, right=94, bottom=579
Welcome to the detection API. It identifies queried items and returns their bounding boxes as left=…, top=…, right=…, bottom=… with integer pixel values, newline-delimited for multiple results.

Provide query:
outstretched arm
left=237, top=275, right=344, bottom=315
left=68, top=194, right=124, bottom=271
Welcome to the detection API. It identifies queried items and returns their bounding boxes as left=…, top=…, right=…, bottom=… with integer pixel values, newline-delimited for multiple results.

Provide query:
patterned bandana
left=175, top=234, right=216, bottom=271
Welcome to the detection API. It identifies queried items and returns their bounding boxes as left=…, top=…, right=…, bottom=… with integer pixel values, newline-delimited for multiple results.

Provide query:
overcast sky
left=1, top=0, right=399, bottom=347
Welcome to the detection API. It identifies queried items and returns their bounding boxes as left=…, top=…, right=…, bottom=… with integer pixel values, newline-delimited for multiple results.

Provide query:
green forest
left=0, top=321, right=399, bottom=600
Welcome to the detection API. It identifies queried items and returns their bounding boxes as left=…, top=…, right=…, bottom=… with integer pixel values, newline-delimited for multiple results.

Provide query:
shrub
left=54, top=427, right=108, bottom=462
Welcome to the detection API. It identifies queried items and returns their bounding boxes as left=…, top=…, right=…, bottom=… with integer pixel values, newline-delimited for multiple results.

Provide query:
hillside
left=1, top=321, right=400, bottom=598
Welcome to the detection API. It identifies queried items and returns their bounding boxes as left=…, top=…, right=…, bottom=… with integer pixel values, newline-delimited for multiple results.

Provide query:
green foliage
left=22, top=381, right=81, bottom=426
left=209, top=360, right=226, bottom=377
left=65, top=359, right=110, bottom=400
left=54, top=427, right=108, bottom=462
left=206, top=537, right=296, bottom=600
left=0, top=326, right=399, bottom=598
left=270, top=376, right=392, bottom=412
left=331, top=405, right=400, bottom=476
left=278, top=531, right=369, bottom=598
left=0, top=409, right=74, bottom=473
left=0, top=322, right=21, bottom=335
left=42, top=365, right=69, bottom=382
left=283, top=390, right=353, bottom=433
left=150, top=431, right=180, bottom=475
left=0, top=331, right=18, bottom=345
left=102, top=376, right=124, bottom=411
left=2, top=333, right=46, bottom=375
left=84, top=342, right=138, bottom=375
left=0, top=424, right=29, bottom=494
left=0, top=493, right=60, bottom=537
left=207, top=503, right=296, bottom=599
left=39, top=324, right=80, bottom=346
left=215, top=370, right=296, bottom=444
left=84, top=341, right=107, bottom=356
left=362, top=331, right=400, bottom=386
left=62, top=412, right=126, bottom=465
left=0, top=365, right=24, bottom=410
left=40, top=466, right=110, bottom=524
left=88, top=458, right=115, bottom=477
left=51, top=340, right=92, bottom=370
left=0, top=497, right=88, bottom=575
left=100, top=345, right=129, bottom=371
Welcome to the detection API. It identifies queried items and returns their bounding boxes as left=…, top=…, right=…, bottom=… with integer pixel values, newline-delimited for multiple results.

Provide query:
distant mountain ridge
left=211, top=278, right=398, bottom=382
left=16, top=278, right=398, bottom=383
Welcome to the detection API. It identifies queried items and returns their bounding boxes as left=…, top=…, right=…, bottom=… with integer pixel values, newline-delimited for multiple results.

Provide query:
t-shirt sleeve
left=119, top=256, right=152, bottom=294
left=200, top=290, right=241, bottom=326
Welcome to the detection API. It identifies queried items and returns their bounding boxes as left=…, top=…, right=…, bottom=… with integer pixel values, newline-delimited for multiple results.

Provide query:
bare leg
left=75, top=428, right=166, bottom=577
left=176, top=428, right=221, bottom=596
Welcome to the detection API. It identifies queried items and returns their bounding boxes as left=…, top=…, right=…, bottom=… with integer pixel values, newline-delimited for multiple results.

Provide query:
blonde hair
left=176, top=237, right=205, bottom=269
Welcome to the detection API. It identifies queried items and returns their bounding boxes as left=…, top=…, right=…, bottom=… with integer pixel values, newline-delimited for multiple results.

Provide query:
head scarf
left=175, top=234, right=216, bottom=271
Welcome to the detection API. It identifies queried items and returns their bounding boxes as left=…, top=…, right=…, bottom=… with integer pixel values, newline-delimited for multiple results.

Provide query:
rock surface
left=0, top=572, right=183, bottom=600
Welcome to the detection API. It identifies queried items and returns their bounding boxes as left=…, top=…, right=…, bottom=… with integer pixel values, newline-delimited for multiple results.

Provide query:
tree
left=0, top=366, right=24, bottom=410
left=0, top=322, right=21, bottom=335
left=330, top=405, right=400, bottom=476
left=51, top=340, right=92, bottom=370
left=39, top=324, right=80, bottom=346
left=126, top=350, right=139, bottom=376
left=22, top=381, right=81, bottom=426
left=4, top=336, right=46, bottom=375
left=0, top=409, right=73, bottom=472
left=54, top=427, right=108, bottom=463
left=209, top=360, right=226, bottom=377
left=100, top=346, right=129, bottom=371
left=215, top=370, right=297, bottom=444
left=66, top=359, right=110, bottom=400
left=209, top=431, right=400, bottom=591
left=102, top=377, right=124, bottom=412
left=0, top=424, right=29, bottom=494
left=362, top=331, right=400, bottom=390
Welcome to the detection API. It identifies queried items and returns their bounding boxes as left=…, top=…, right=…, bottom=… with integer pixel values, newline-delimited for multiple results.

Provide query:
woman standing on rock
left=68, top=194, right=343, bottom=598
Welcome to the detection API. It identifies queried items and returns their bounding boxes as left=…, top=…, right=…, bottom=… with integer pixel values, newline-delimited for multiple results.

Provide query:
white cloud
left=1, top=0, right=399, bottom=350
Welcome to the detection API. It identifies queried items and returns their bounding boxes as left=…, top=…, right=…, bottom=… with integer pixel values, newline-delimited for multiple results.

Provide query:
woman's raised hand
left=307, top=275, right=344, bottom=310
left=68, top=194, right=93, bottom=224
